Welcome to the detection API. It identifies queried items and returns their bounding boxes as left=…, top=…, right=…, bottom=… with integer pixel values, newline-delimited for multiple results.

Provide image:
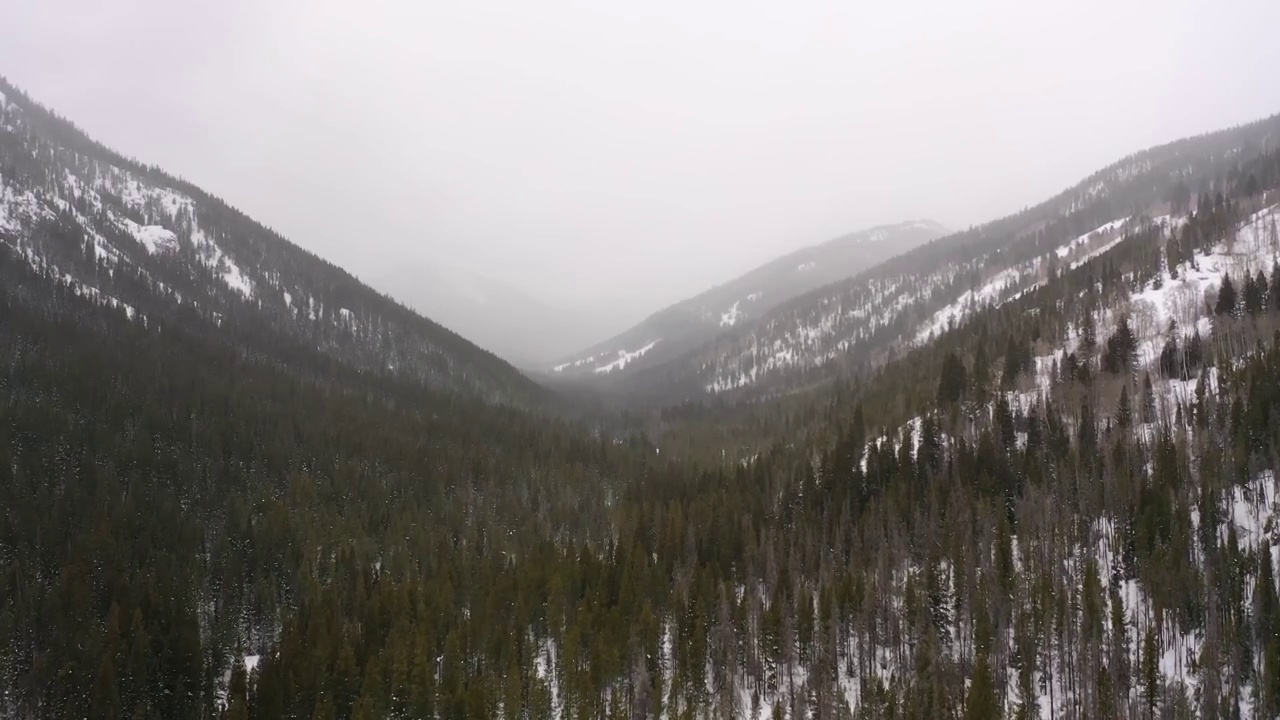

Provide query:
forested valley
left=5, top=73, right=1280, bottom=720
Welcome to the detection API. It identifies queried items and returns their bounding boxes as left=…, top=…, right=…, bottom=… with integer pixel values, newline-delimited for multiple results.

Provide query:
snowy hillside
left=0, top=77, right=537, bottom=403
left=596, top=198, right=1280, bottom=720
left=545, top=220, right=945, bottom=382
left=607, top=115, right=1280, bottom=403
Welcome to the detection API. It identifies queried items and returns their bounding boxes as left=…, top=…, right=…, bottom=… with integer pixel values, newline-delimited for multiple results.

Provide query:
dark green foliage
left=1216, top=274, right=1238, bottom=316
left=938, top=351, right=968, bottom=405
left=1245, top=269, right=1268, bottom=316
left=1103, top=317, right=1138, bottom=375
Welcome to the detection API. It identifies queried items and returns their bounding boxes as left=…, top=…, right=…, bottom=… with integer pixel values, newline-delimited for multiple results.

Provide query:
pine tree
left=1257, top=547, right=1280, bottom=717
left=1116, top=385, right=1133, bottom=429
left=1246, top=270, right=1268, bottom=316
left=1216, top=274, right=1238, bottom=315
left=91, top=655, right=121, bottom=720
left=1002, top=335, right=1025, bottom=388
left=972, top=342, right=991, bottom=397
left=1141, top=625, right=1159, bottom=717
left=1082, top=311, right=1099, bottom=369
left=1159, top=329, right=1182, bottom=379
left=1270, top=261, right=1280, bottom=313
left=1104, top=318, right=1138, bottom=375
left=227, top=653, right=250, bottom=720
left=965, top=652, right=1000, bottom=720
left=938, top=351, right=968, bottom=405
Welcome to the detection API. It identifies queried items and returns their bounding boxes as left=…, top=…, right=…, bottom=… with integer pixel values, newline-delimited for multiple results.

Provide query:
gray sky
left=4, top=0, right=1280, bottom=358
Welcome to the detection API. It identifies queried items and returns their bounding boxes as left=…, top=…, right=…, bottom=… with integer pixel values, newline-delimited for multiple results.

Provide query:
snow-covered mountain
left=0, top=77, right=539, bottom=404
left=545, top=219, right=946, bottom=384
left=599, top=113, right=1280, bottom=404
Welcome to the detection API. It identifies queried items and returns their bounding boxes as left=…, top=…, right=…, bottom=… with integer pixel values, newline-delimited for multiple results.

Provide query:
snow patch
left=552, top=353, right=597, bottom=373
left=720, top=300, right=743, bottom=327
left=1055, top=216, right=1130, bottom=258
left=128, top=222, right=179, bottom=254
left=594, top=340, right=660, bottom=374
left=915, top=264, right=1035, bottom=343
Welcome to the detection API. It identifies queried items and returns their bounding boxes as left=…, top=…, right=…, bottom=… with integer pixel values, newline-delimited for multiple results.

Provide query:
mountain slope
left=611, top=112, right=1280, bottom=403
left=546, top=219, right=945, bottom=382
left=0, top=76, right=539, bottom=405
left=8, top=70, right=1280, bottom=720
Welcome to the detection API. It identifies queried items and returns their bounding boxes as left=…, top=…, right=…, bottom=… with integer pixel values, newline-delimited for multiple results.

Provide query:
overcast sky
left=4, top=0, right=1280, bottom=354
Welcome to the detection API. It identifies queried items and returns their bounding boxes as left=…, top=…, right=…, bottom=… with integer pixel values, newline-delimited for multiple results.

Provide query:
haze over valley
left=5, top=2, right=1280, bottom=719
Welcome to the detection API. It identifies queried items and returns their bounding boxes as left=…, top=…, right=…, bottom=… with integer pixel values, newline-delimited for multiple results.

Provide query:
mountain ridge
left=598, top=110, right=1280, bottom=405
left=545, top=218, right=947, bottom=383
left=0, top=74, right=541, bottom=406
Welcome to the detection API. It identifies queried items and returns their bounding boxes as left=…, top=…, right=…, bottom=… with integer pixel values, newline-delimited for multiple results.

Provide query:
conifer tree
left=1270, top=261, right=1280, bottom=312
left=965, top=652, right=1000, bottom=720
left=1141, top=625, right=1159, bottom=717
left=1216, top=274, right=1238, bottom=315
left=1246, top=270, right=1267, bottom=316
left=938, top=351, right=968, bottom=406
left=1116, top=385, right=1133, bottom=429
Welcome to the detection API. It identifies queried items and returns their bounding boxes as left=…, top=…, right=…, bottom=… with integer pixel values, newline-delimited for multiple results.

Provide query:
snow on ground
left=696, top=211, right=1277, bottom=716
left=1056, top=216, right=1131, bottom=259
left=189, top=224, right=255, bottom=299
left=911, top=216, right=1168, bottom=347
left=593, top=339, right=660, bottom=374
left=552, top=343, right=657, bottom=375
left=1069, top=235, right=1127, bottom=270
left=0, top=181, right=52, bottom=234
left=126, top=221, right=179, bottom=254
left=796, top=261, right=817, bottom=272
left=552, top=354, right=597, bottom=373
left=720, top=300, right=743, bottom=327
left=534, top=637, right=564, bottom=717
left=706, top=275, right=918, bottom=392
left=56, top=271, right=139, bottom=321
left=1128, top=205, right=1277, bottom=364
left=1225, top=470, right=1279, bottom=552
left=215, top=654, right=264, bottom=711
left=915, top=263, right=1037, bottom=343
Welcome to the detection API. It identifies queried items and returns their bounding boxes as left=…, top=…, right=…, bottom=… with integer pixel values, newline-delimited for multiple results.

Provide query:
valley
left=2, top=46, right=1280, bottom=720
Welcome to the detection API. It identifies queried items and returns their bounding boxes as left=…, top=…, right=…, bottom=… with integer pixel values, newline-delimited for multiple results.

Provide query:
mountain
left=370, top=262, right=621, bottom=369
left=604, top=113, right=1280, bottom=404
left=11, top=68, right=1280, bottom=720
left=0, top=76, right=539, bottom=405
left=546, top=219, right=946, bottom=383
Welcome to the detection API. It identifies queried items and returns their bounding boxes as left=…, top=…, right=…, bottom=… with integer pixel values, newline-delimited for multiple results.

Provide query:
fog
left=4, top=0, right=1280, bottom=364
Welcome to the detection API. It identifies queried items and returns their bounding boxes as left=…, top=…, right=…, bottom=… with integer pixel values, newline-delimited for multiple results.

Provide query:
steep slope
left=545, top=220, right=945, bottom=382
left=0, top=77, right=539, bottom=404
left=613, top=112, right=1280, bottom=403
left=776, top=185, right=1280, bottom=719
